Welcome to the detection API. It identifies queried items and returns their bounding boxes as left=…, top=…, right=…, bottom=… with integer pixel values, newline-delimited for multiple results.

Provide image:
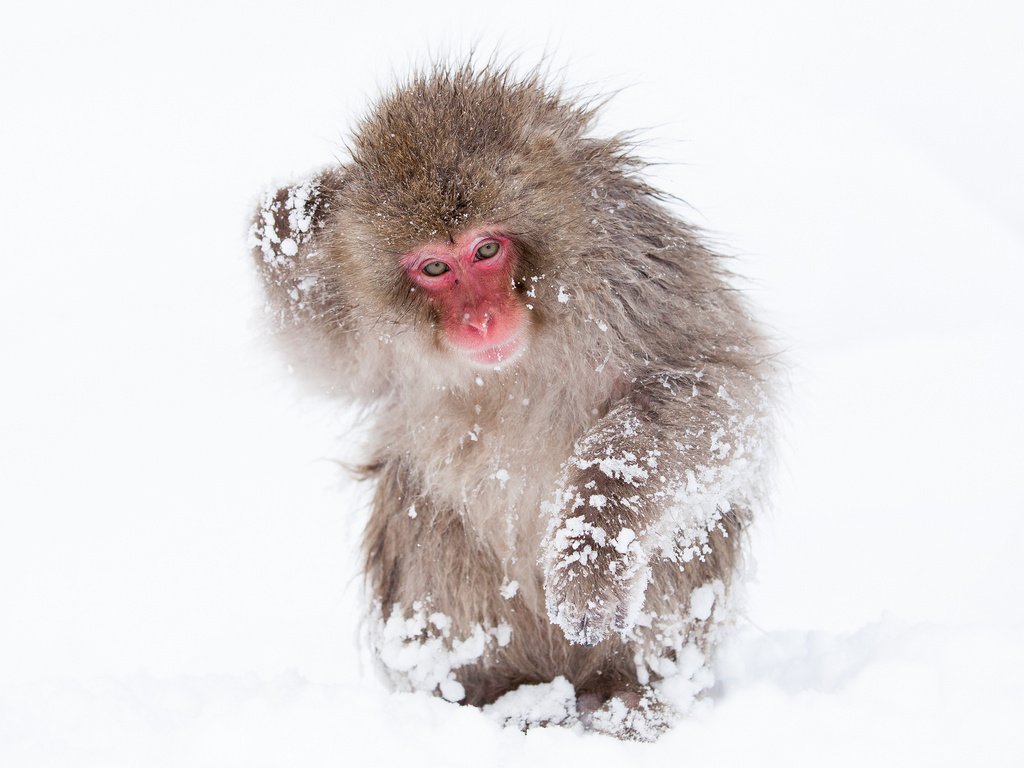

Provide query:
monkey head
left=252, top=66, right=655, bottom=387
left=316, top=69, right=614, bottom=374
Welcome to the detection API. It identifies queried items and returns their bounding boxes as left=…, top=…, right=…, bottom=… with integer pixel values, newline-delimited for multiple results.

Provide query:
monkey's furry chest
left=372, top=405, right=572, bottom=567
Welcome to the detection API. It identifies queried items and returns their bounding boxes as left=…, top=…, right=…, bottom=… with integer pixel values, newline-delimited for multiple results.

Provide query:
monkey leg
left=362, top=477, right=642, bottom=710
left=363, top=473, right=559, bottom=705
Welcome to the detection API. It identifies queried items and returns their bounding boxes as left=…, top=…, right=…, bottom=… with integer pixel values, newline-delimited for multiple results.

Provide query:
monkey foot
left=577, top=690, right=674, bottom=742
left=484, top=680, right=674, bottom=741
left=482, top=676, right=579, bottom=732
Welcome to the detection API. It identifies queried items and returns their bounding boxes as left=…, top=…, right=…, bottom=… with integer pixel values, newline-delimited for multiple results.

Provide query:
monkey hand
left=541, top=473, right=651, bottom=646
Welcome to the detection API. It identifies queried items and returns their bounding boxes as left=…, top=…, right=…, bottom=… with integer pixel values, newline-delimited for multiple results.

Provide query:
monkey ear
left=249, top=168, right=344, bottom=329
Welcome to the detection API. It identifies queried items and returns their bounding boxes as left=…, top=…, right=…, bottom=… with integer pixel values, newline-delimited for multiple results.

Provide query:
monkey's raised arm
left=250, top=171, right=341, bottom=327
left=249, top=170, right=388, bottom=398
left=541, top=363, right=770, bottom=646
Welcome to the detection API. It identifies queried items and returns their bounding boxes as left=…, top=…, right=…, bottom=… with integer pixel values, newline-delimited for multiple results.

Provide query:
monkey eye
left=422, top=260, right=450, bottom=276
left=475, top=241, right=500, bottom=260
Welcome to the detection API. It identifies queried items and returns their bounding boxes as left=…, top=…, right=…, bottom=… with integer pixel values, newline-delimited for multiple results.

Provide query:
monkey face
left=400, top=229, right=528, bottom=368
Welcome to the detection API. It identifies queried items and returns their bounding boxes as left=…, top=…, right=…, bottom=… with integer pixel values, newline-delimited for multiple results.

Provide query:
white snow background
left=2, top=1, right=1022, bottom=765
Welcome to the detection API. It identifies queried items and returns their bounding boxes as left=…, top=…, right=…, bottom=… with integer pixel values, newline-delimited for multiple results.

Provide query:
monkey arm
left=541, top=366, right=770, bottom=646
left=249, top=171, right=383, bottom=396
left=249, top=171, right=344, bottom=332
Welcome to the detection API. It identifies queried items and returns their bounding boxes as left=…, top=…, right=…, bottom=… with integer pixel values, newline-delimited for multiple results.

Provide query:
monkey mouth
left=461, top=332, right=526, bottom=368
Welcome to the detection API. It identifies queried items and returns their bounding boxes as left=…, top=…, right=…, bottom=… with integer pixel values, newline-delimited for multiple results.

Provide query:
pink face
left=401, top=229, right=527, bottom=368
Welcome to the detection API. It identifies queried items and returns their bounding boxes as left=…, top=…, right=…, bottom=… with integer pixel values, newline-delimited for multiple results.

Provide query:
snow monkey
left=249, top=64, right=774, bottom=740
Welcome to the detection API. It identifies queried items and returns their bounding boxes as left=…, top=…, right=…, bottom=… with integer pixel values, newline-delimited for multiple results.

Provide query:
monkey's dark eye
left=475, top=241, right=500, bottom=260
left=422, top=260, right=450, bottom=276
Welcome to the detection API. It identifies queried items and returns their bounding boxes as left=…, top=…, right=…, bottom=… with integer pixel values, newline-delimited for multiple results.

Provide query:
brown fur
left=249, top=62, right=774, bottom=740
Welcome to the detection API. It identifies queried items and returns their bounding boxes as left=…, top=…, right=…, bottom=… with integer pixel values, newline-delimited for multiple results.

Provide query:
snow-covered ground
left=2, top=1, right=1022, bottom=765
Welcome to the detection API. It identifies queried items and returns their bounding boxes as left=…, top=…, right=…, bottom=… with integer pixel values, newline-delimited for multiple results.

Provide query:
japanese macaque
left=250, top=64, right=773, bottom=741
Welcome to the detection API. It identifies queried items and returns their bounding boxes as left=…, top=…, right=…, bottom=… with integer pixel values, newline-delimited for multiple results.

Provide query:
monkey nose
left=462, top=309, right=492, bottom=335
